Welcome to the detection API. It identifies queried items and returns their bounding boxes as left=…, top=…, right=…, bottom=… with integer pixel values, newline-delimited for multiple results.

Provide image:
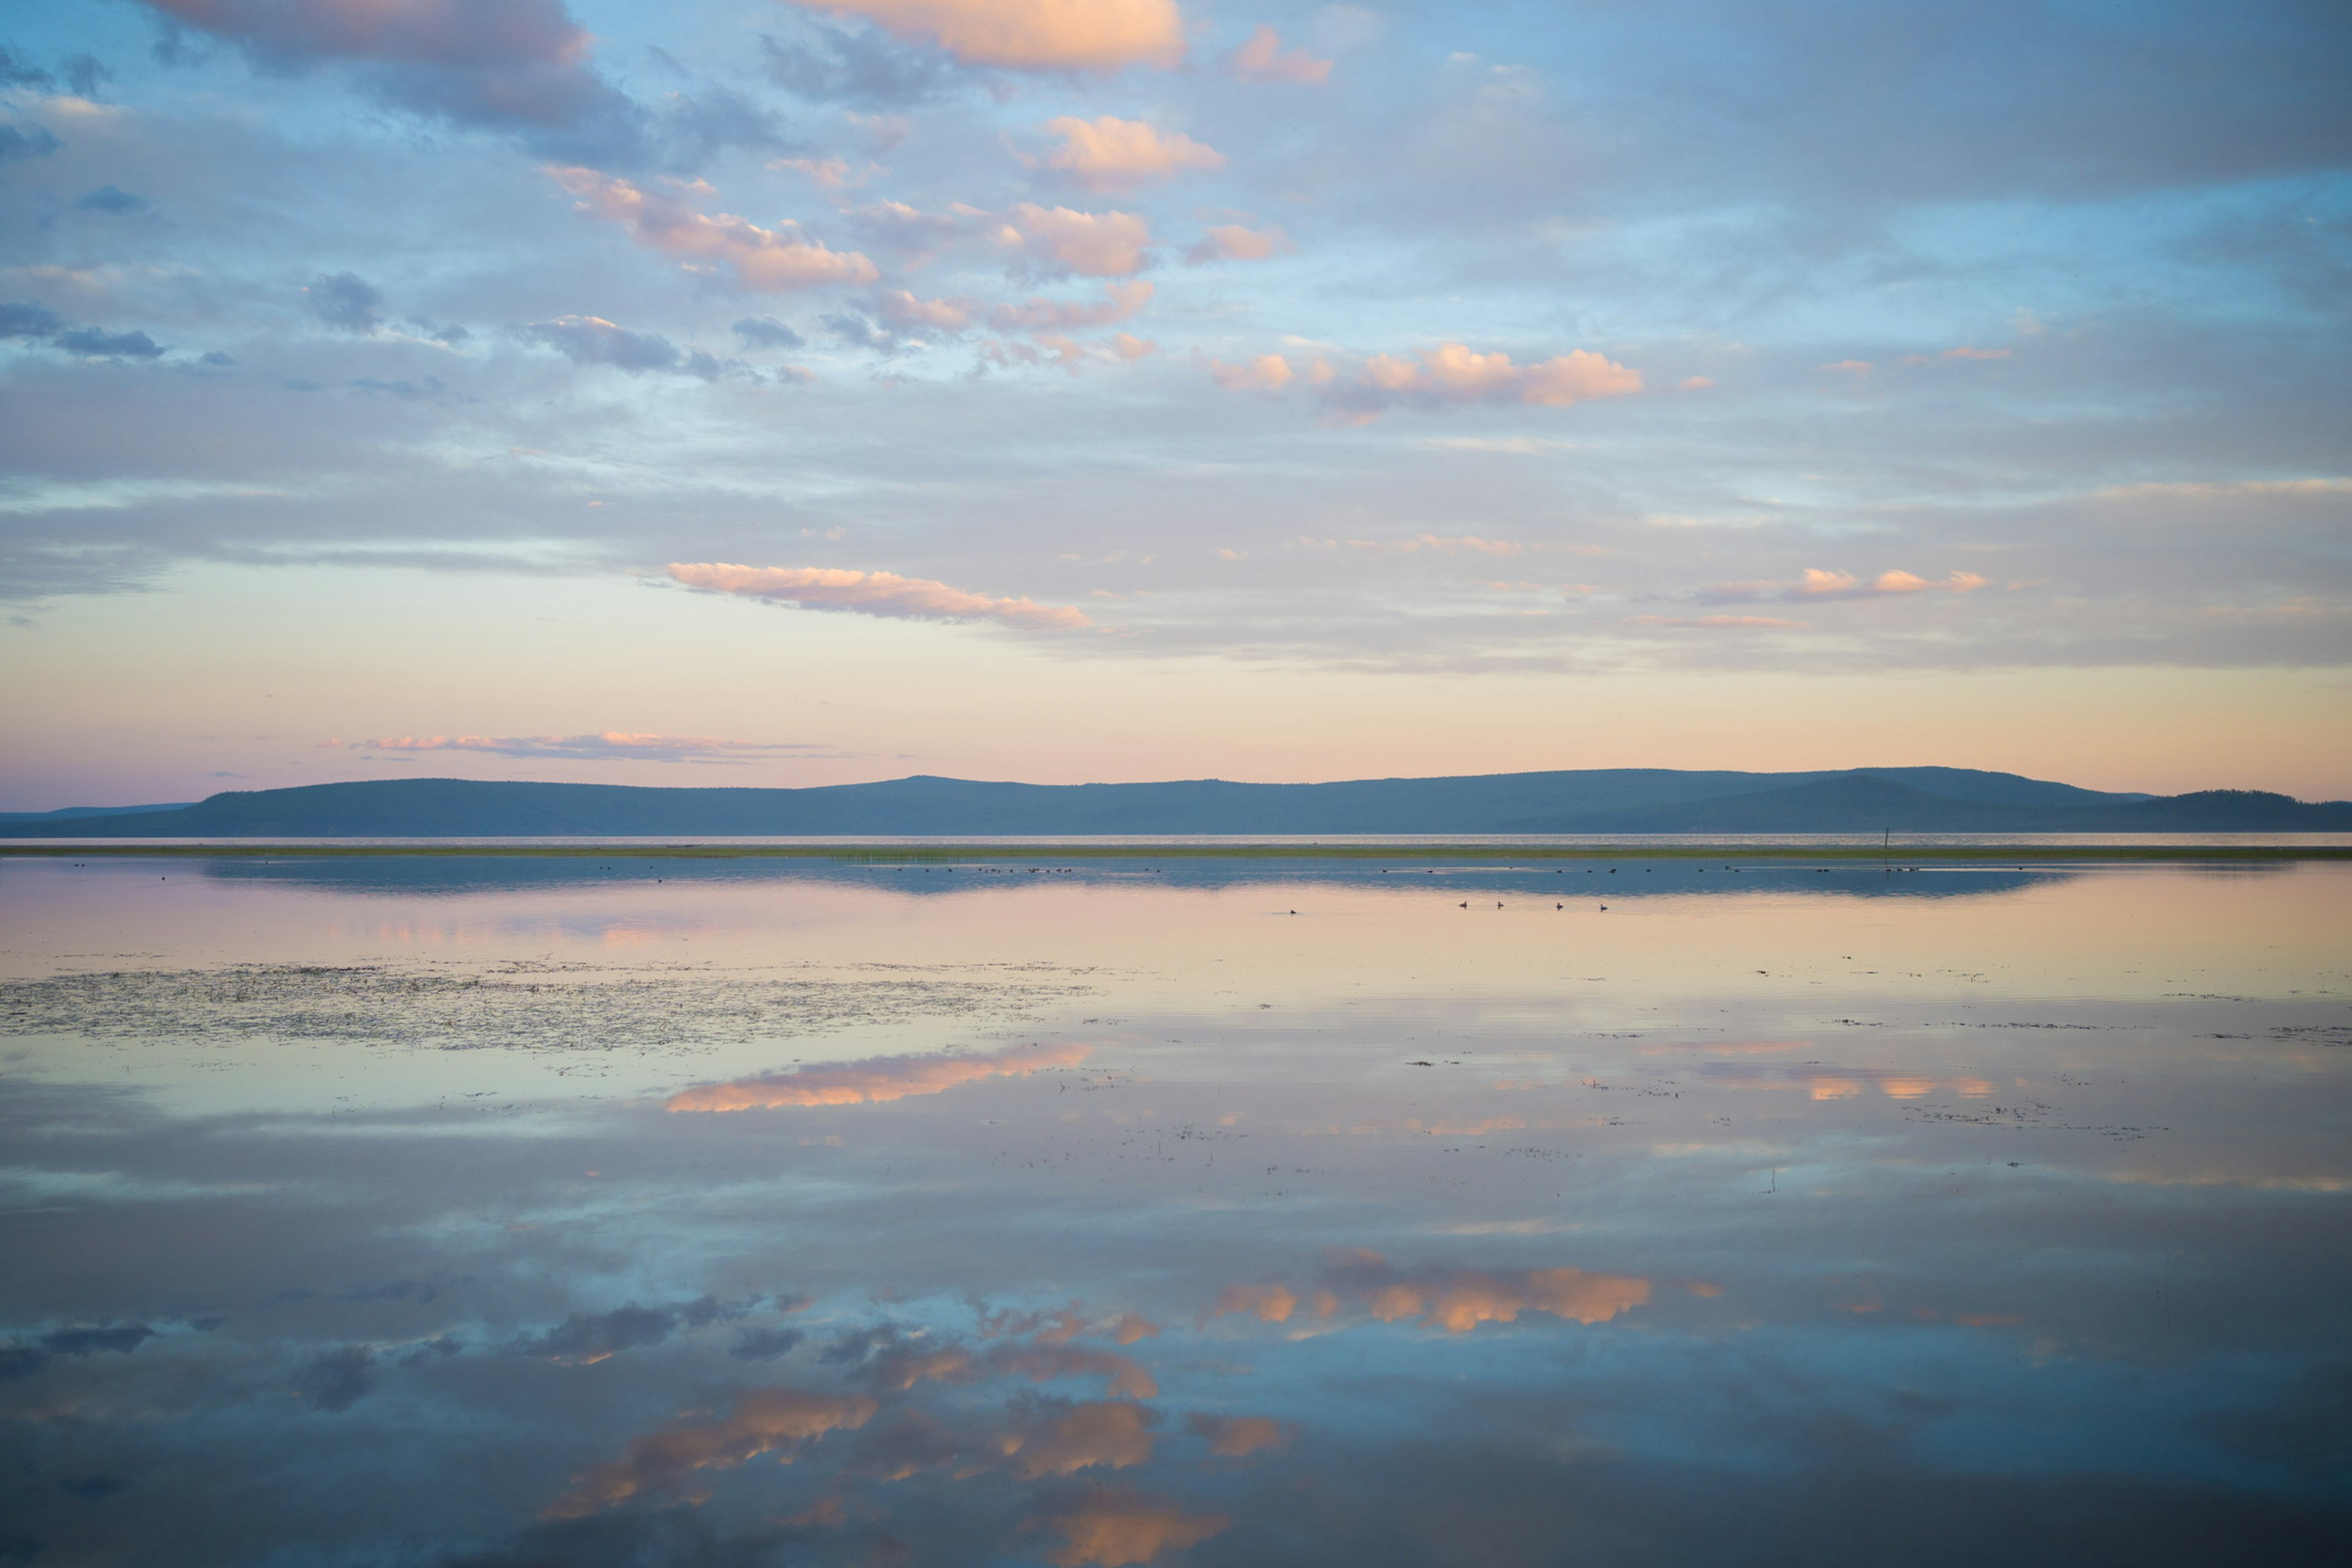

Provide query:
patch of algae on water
left=0, top=963, right=1098, bottom=1053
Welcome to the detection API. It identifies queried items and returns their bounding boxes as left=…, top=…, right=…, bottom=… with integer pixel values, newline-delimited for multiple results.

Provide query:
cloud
left=1206, top=353, right=1293, bottom=392
left=667, top=562, right=1093, bottom=630
left=305, top=271, right=381, bottom=333
left=1628, top=614, right=1808, bottom=629
left=550, top=167, right=879, bottom=292
left=327, top=732, right=819, bottom=762
left=1219, top=1253, right=1653, bottom=1336
left=778, top=1, right=1187, bottom=72
left=1036, top=116, right=1223, bottom=190
left=995, top=203, right=1155, bottom=277
left=1003, top=1399, right=1155, bottom=1478
left=75, top=186, right=151, bottom=214
left=987, top=1344, right=1158, bottom=1400
left=1227, top=24, right=1330, bottom=85
left=546, top=1385, right=877, bottom=1518
left=760, top=19, right=961, bottom=106
left=0, top=303, right=67, bottom=340
left=53, top=327, right=167, bottom=360
left=519, top=315, right=687, bottom=372
left=1322, top=344, right=1643, bottom=420
left=666, top=1041, right=1093, bottom=1110
left=872, top=288, right=977, bottom=333
left=1209, top=1283, right=1297, bottom=1322
left=1186, top=1412, right=1287, bottom=1458
left=1037, top=1487, right=1227, bottom=1567
left=137, top=0, right=635, bottom=143
left=1820, top=359, right=1872, bottom=377
left=1325, top=1253, right=1653, bottom=1333
left=1705, top=568, right=1991, bottom=603
left=293, top=1345, right=374, bottom=1412
left=989, top=281, right=1153, bottom=333
left=503, top=1298, right=748, bottom=1364
left=1185, top=222, right=1287, bottom=263
left=732, top=315, right=806, bottom=350
left=1943, top=345, right=2011, bottom=360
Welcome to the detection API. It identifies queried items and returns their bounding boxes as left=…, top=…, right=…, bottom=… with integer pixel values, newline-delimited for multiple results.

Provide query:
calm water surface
left=2, top=854, right=2348, bottom=1565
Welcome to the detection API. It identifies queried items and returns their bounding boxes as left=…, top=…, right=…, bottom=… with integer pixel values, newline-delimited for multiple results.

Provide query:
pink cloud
left=871, top=288, right=977, bottom=333
left=1227, top=24, right=1330, bottom=84
left=666, top=1042, right=1093, bottom=1111
left=1704, top=567, right=1992, bottom=603
left=995, top=203, right=1156, bottom=276
left=1326, top=343, right=1642, bottom=419
left=780, top=0, right=1187, bottom=71
left=548, top=167, right=876, bottom=291
left=989, top=280, right=1154, bottom=333
left=1820, top=359, right=1871, bottom=377
left=546, top=1385, right=876, bottom=1518
left=1629, top=614, right=1808, bottom=629
left=1038, top=116, right=1223, bottom=190
left=1185, top=222, right=1289, bottom=264
left=1943, top=345, right=2011, bottom=360
left=668, top=562, right=1091, bottom=630
left=1206, top=352, right=1293, bottom=391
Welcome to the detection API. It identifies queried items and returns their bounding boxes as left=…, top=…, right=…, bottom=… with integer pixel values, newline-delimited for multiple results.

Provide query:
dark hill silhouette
left=3, top=767, right=2342, bottom=837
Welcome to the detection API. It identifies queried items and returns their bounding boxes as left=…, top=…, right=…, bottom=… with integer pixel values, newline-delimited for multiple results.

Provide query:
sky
left=1, top=0, right=2348, bottom=808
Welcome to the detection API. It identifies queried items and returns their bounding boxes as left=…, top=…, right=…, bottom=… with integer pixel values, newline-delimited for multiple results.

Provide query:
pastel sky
left=2, top=0, right=2348, bottom=807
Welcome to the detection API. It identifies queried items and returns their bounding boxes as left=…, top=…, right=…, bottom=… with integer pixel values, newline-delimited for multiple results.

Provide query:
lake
left=2, top=852, right=2348, bottom=1564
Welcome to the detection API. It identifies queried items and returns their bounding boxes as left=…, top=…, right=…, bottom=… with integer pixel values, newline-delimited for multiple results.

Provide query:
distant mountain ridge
left=4, top=768, right=2345, bottom=837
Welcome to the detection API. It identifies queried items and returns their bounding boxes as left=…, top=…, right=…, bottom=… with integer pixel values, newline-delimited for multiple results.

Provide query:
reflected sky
left=2, top=856, right=2348, bottom=1564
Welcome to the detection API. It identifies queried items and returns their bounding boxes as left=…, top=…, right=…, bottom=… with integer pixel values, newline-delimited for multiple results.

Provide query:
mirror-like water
left=2, top=855, right=2348, bottom=1565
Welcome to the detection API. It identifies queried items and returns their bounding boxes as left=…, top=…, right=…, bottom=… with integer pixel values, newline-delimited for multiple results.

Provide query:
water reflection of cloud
left=547, top=1385, right=878, bottom=1518
left=1216, top=1252, right=1654, bottom=1335
left=667, top=1041, right=1092, bottom=1110
left=1036, top=1485, right=1229, bottom=1566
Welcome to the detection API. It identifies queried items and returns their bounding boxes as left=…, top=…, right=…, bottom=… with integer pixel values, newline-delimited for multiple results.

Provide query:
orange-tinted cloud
left=666, top=1042, right=1093, bottom=1112
left=1039, top=116, right=1223, bottom=189
left=1187, top=1412, right=1289, bottom=1457
left=995, top=203, right=1156, bottom=276
left=1227, top=24, right=1330, bottom=84
left=1001, top=1400, right=1156, bottom=1478
left=990, top=1344, right=1158, bottom=1400
left=549, top=167, right=876, bottom=290
left=546, top=1386, right=876, bottom=1517
left=1211, top=1283, right=1297, bottom=1322
left=1629, top=614, right=1808, bottom=630
left=1039, top=1488, right=1228, bottom=1567
left=783, top=0, right=1186, bottom=70
left=1296, top=1251, right=1651, bottom=1334
left=666, top=563, right=1092, bottom=631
